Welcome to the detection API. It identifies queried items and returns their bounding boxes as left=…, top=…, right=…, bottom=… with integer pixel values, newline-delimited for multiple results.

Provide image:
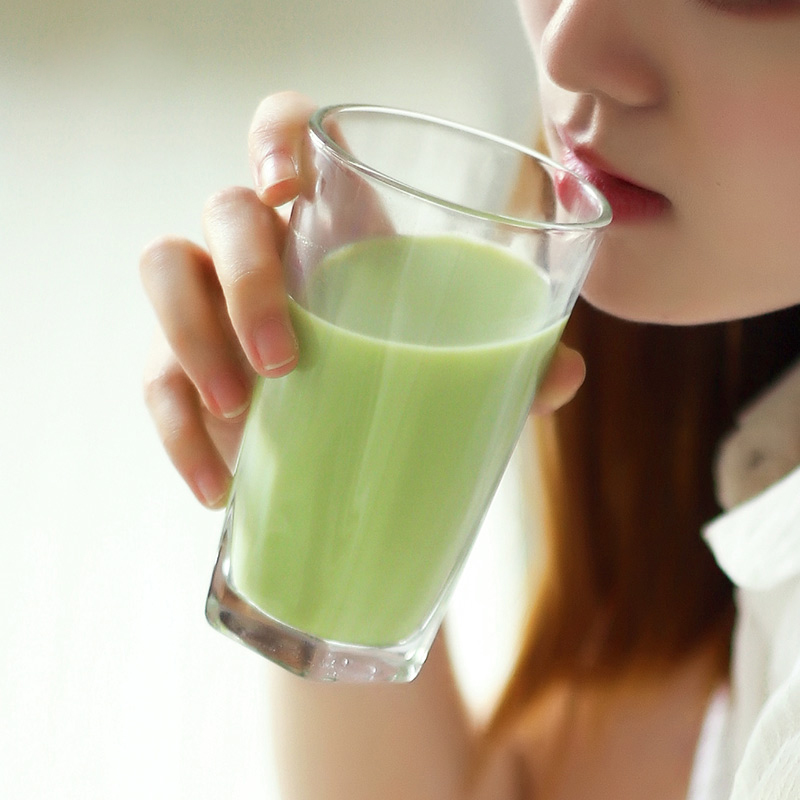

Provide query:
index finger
left=249, top=91, right=317, bottom=207
left=202, top=187, right=298, bottom=378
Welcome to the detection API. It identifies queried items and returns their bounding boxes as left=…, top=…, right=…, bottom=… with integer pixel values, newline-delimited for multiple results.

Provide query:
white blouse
left=687, top=360, right=800, bottom=799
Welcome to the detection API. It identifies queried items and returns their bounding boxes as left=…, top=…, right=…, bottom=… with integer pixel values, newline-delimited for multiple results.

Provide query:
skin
left=522, top=0, right=800, bottom=325
left=140, top=1, right=800, bottom=797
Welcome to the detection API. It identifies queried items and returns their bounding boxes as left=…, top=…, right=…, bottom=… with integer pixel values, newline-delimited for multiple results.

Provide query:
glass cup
left=205, top=104, right=611, bottom=682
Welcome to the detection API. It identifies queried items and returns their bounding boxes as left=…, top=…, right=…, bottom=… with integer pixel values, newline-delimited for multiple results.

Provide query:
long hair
left=486, top=298, right=800, bottom=739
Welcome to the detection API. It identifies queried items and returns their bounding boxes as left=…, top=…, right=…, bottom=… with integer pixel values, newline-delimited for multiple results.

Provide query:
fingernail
left=253, top=317, right=298, bottom=375
left=194, top=469, right=230, bottom=508
left=208, top=372, right=251, bottom=419
left=257, top=153, right=297, bottom=195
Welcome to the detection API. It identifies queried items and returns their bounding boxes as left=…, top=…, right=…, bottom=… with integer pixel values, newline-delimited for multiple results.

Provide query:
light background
left=0, top=1, right=541, bottom=796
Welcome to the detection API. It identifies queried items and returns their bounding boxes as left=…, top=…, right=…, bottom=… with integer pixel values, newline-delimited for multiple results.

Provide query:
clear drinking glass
left=205, top=104, right=611, bottom=682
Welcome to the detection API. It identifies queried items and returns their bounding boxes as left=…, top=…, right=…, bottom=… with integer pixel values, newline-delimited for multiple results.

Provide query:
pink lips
left=560, top=143, right=670, bottom=223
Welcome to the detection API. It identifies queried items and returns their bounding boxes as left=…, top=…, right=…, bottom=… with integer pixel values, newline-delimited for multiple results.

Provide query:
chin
left=577, top=259, right=701, bottom=326
left=578, top=283, right=699, bottom=326
left=579, top=272, right=790, bottom=328
left=577, top=230, right=729, bottom=327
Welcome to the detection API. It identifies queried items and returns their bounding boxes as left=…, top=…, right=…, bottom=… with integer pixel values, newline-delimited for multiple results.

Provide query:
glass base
left=204, top=508, right=434, bottom=682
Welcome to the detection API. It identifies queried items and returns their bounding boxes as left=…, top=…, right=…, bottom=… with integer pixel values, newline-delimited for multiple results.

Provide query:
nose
left=539, top=0, right=664, bottom=109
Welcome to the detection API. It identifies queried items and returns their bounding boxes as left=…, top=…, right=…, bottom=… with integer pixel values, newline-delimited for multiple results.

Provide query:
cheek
left=710, top=95, right=800, bottom=176
left=692, top=99, right=800, bottom=293
left=691, top=73, right=800, bottom=221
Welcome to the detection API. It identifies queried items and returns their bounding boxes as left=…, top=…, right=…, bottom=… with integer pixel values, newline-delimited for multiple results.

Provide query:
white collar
left=704, top=358, right=800, bottom=592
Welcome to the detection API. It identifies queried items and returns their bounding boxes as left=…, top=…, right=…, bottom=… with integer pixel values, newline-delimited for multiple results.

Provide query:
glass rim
left=308, top=103, right=613, bottom=233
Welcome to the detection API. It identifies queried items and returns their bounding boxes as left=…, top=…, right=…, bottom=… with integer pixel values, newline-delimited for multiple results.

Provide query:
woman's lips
left=560, top=145, right=670, bottom=223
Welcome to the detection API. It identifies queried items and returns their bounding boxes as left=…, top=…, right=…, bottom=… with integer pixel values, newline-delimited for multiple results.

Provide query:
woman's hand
left=140, top=92, right=314, bottom=507
left=140, top=90, right=585, bottom=508
left=531, top=343, right=585, bottom=415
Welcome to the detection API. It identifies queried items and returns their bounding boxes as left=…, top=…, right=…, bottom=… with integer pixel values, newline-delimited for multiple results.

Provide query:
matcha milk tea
left=231, top=235, right=563, bottom=645
left=205, top=105, right=611, bottom=682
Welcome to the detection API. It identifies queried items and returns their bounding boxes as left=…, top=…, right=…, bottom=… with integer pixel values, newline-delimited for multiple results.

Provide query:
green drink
left=228, top=235, right=564, bottom=647
left=205, top=104, right=609, bottom=681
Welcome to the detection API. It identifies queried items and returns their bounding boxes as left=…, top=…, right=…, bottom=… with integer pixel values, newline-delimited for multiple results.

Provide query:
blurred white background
left=0, top=1, right=539, bottom=796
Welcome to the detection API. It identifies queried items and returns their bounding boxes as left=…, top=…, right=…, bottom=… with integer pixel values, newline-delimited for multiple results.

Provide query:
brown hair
left=487, top=298, right=800, bottom=738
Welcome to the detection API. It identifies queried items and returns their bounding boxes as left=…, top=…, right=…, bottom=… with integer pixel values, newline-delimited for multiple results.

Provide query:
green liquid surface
left=229, top=235, right=564, bottom=646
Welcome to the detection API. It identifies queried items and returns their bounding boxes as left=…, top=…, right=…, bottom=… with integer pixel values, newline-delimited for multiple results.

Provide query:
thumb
left=531, top=343, right=586, bottom=415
